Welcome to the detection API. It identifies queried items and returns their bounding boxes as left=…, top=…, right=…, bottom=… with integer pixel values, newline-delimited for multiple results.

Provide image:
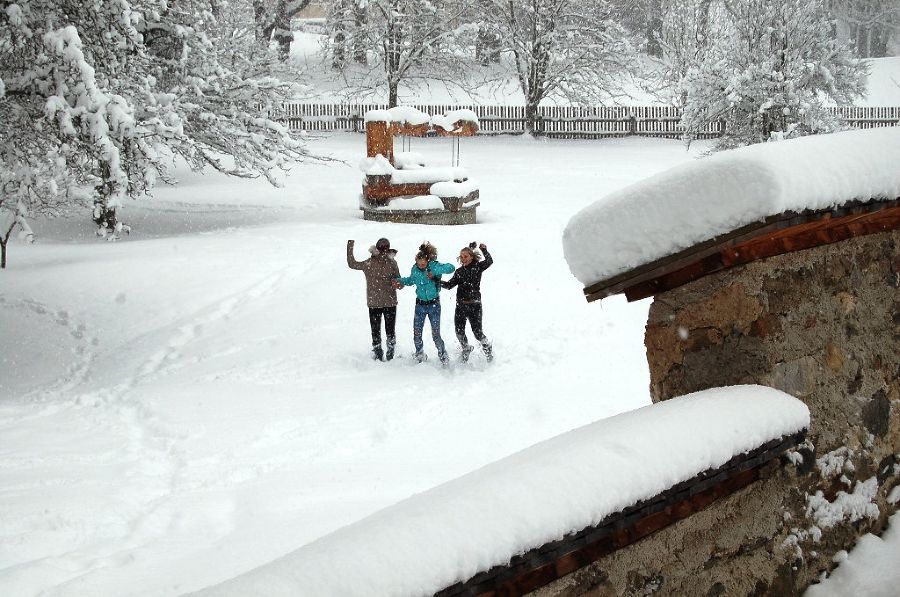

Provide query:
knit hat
left=376, top=238, right=396, bottom=254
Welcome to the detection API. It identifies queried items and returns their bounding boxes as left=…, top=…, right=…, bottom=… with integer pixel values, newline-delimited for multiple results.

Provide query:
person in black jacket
left=442, top=242, right=493, bottom=362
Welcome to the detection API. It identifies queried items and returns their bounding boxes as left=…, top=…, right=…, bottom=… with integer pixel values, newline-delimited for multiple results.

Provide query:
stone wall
left=533, top=230, right=899, bottom=596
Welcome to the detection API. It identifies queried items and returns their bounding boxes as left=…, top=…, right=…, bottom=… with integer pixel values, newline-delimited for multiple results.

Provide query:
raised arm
left=479, top=244, right=493, bottom=271
left=346, top=240, right=365, bottom=270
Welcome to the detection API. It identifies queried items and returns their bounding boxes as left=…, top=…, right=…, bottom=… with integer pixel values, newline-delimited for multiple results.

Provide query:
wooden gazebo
left=360, top=108, right=481, bottom=225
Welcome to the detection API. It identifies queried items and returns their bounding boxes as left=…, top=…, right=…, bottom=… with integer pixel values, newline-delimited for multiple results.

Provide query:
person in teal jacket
left=396, top=242, right=455, bottom=364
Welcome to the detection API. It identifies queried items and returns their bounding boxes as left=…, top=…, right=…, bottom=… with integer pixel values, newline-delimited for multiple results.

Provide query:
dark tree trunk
left=273, top=11, right=294, bottom=60
left=524, top=101, right=540, bottom=135
left=253, top=0, right=269, bottom=44
left=386, top=16, right=401, bottom=108
left=388, top=81, right=399, bottom=108
left=255, top=0, right=311, bottom=60
left=352, top=2, right=367, bottom=65
left=645, top=0, right=663, bottom=57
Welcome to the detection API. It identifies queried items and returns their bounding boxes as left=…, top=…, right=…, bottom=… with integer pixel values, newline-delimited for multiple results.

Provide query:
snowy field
left=2, top=135, right=699, bottom=595
left=2, top=132, right=898, bottom=596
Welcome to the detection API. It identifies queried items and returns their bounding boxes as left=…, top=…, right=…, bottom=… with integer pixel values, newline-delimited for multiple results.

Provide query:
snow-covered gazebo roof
left=563, top=127, right=900, bottom=302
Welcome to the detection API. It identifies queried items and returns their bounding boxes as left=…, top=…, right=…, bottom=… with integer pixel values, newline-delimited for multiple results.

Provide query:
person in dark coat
left=347, top=238, right=400, bottom=361
left=442, top=242, right=493, bottom=362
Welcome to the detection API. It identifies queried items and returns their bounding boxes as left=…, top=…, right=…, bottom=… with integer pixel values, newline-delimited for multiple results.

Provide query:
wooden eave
left=583, top=198, right=900, bottom=303
left=433, top=121, right=480, bottom=137
left=435, top=430, right=806, bottom=597
left=390, top=122, right=432, bottom=137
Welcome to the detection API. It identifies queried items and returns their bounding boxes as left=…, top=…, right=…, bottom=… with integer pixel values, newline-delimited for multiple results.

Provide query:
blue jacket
left=398, top=260, right=455, bottom=301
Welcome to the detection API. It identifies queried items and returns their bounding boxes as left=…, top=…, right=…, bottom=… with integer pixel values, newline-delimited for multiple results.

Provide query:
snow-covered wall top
left=431, top=179, right=478, bottom=198
left=365, top=107, right=480, bottom=130
left=359, top=155, right=470, bottom=185
left=365, top=106, right=430, bottom=125
left=563, top=127, right=900, bottom=287
left=193, top=385, right=809, bottom=597
left=391, top=167, right=468, bottom=185
left=432, top=109, right=480, bottom=131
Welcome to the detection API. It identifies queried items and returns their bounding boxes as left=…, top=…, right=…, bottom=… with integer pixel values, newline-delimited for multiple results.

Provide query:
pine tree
left=680, top=0, right=867, bottom=149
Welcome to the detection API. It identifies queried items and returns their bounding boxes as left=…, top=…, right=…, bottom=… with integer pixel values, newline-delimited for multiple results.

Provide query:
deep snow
left=1, top=133, right=897, bottom=596
left=1, top=135, right=696, bottom=596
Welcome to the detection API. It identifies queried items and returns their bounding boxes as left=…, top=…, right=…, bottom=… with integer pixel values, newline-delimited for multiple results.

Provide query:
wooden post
left=366, top=120, right=394, bottom=164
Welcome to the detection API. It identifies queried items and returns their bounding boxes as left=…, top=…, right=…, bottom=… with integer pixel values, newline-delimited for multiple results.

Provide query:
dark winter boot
left=414, top=351, right=427, bottom=363
left=482, top=342, right=493, bottom=363
left=372, top=343, right=384, bottom=361
left=439, top=351, right=450, bottom=366
left=460, top=345, right=474, bottom=363
left=386, top=338, right=396, bottom=361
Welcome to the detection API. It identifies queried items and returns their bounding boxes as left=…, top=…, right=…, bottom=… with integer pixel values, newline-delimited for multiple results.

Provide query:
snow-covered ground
left=2, top=133, right=897, bottom=596
left=859, top=56, right=900, bottom=106
left=1, top=135, right=694, bottom=595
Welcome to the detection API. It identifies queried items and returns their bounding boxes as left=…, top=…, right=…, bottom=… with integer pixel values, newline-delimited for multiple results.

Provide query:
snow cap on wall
left=432, top=109, right=480, bottom=132
left=562, top=127, right=900, bottom=287
left=364, top=106, right=430, bottom=125
left=192, top=385, right=809, bottom=597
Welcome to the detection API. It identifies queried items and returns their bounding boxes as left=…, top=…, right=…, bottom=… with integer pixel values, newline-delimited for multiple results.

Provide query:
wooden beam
left=363, top=182, right=435, bottom=203
left=435, top=432, right=805, bottom=597
left=434, top=121, right=480, bottom=137
left=391, top=122, right=432, bottom=137
left=582, top=199, right=900, bottom=303
left=366, top=121, right=394, bottom=163
left=621, top=202, right=900, bottom=301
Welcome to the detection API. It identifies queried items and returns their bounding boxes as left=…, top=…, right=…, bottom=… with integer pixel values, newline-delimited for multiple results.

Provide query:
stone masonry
left=533, top=230, right=899, bottom=596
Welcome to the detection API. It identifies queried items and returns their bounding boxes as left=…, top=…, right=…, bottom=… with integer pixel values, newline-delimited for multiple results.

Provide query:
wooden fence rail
left=279, top=103, right=900, bottom=139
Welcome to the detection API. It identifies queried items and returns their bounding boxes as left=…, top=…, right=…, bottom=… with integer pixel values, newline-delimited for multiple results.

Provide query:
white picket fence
left=279, top=103, right=900, bottom=139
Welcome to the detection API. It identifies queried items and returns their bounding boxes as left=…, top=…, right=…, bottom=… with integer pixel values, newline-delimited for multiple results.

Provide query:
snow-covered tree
left=324, top=0, right=472, bottom=107
left=481, top=0, right=637, bottom=134
left=327, top=0, right=369, bottom=69
left=827, top=0, right=900, bottom=58
left=680, top=0, right=867, bottom=149
left=0, top=0, right=314, bottom=249
left=652, top=0, right=720, bottom=105
left=611, top=0, right=665, bottom=57
left=253, top=0, right=313, bottom=59
left=0, top=201, right=34, bottom=269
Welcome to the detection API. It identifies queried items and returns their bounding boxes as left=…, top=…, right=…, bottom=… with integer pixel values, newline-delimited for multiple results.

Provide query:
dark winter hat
left=376, top=238, right=395, bottom=254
